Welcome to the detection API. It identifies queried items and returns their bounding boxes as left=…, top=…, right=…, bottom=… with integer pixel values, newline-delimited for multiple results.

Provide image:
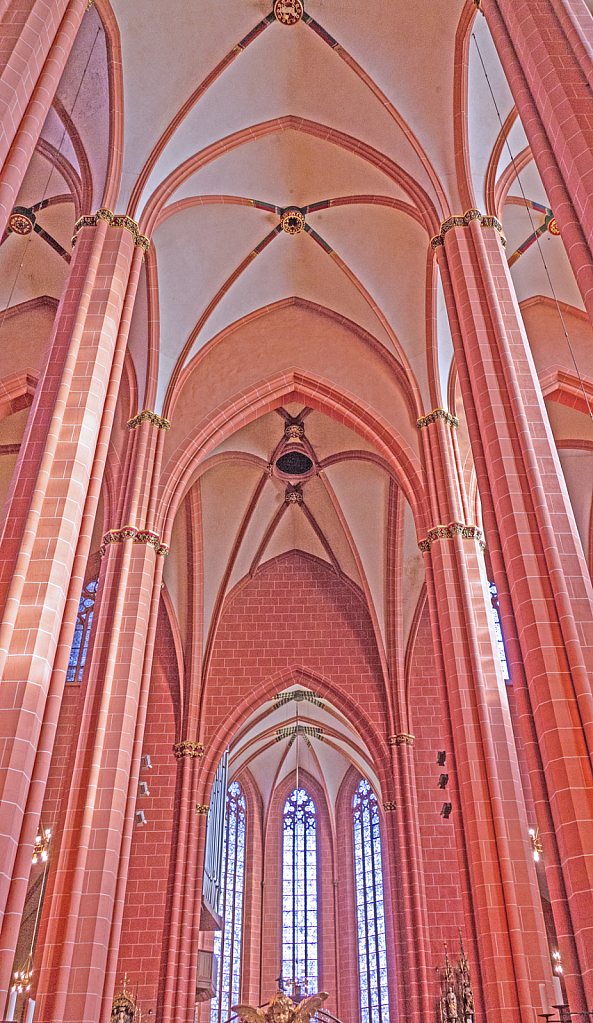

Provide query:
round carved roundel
left=274, top=0, right=303, bottom=26
left=280, top=208, right=305, bottom=234
left=548, top=218, right=560, bottom=236
left=8, top=207, right=35, bottom=235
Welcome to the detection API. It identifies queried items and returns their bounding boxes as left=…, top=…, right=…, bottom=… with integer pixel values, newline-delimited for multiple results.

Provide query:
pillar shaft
left=419, top=412, right=554, bottom=1023
left=435, top=210, right=593, bottom=1004
left=34, top=416, right=168, bottom=1023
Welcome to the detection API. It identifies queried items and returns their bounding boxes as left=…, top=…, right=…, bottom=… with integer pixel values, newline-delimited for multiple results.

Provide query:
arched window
left=211, top=782, right=246, bottom=1023
left=353, top=778, right=389, bottom=1023
left=488, top=581, right=510, bottom=681
left=282, top=788, right=318, bottom=992
left=66, top=576, right=97, bottom=683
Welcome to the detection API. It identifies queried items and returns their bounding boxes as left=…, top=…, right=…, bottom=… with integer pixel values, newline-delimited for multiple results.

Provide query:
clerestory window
left=489, top=581, right=510, bottom=681
left=282, top=788, right=318, bottom=992
left=353, top=778, right=389, bottom=1023
left=211, top=782, right=246, bottom=1023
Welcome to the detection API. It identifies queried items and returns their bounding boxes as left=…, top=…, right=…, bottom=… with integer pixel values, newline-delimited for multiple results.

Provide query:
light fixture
left=529, top=827, right=543, bottom=862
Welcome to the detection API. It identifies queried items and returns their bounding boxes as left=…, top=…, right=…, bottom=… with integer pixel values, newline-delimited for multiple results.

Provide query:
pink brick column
left=33, top=414, right=169, bottom=1023
left=481, top=0, right=593, bottom=323
left=0, top=212, right=147, bottom=1008
left=0, top=0, right=88, bottom=238
left=435, top=209, right=593, bottom=1007
left=417, top=409, right=554, bottom=1023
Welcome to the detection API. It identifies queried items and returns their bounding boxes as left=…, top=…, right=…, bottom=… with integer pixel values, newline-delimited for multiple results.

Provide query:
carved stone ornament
left=416, top=408, right=459, bottom=430
left=195, top=803, right=209, bottom=815
left=430, top=209, right=505, bottom=251
left=285, top=488, right=303, bottom=504
left=389, top=733, right=415, bottom=746
left=8, top=207, right=35, bottom=235
left=127, top=409, right=170, bottom=431
left=72, top=209, right=150, bottom=250
left=284, top=422, right=305, bottom=441
left=99, top=526, right=169, bottom=557
left=417, top=521, right=485, bottom=553
left=280, top=208, right=305, bottom=234
left=548, top=218, right=560, bottom=236
left=273, top=0, right=303, bottom=25
left=383, top=801, right=397, bottom=812
left=173, top=740, right=204, bottom=759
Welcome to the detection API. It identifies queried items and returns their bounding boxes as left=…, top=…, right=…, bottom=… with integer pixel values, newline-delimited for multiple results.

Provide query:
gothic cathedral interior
left=0, top=2, right=592, bottom=1023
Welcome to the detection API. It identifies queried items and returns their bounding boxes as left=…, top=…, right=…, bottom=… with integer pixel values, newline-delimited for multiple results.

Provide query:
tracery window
left=489, top=581, right=510, bottom=681
left=282, top=788, right=318, bottom=991
left=211, top=782, right=246, bottom=1023
left=66, top=577, right=98, bottom=683
left=352, top=778, right=389, bottom=1023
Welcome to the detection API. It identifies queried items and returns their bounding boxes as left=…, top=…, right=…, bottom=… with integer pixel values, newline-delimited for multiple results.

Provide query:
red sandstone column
left=434, top=209, right=593, bottom=1006
left=0, top=211, right=148, bottom=1008
left=34, top=412, right=170, bottom=1023
left=0, top=0, right=89, bottom=237
left=0, top=239, right=145, bottom=1010
left=417, top=408, right=555, bottom=1023
left=387, top=740, right=432, bottom=1023
left=481, top=0, right=593, bottom=322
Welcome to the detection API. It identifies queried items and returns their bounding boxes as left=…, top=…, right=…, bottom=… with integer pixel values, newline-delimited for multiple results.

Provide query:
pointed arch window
left=489, top=581, right=510, bottom=681
left=211, top=782, right=246, bottom=1023
left=66, top=576, right=98, bottom=683
left=282, top=788, right=318, bottom=991
left=353, top=778, right=389, bottom=1023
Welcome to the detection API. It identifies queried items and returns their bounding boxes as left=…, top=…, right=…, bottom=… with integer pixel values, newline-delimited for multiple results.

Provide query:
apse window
left=489, top=582, right=510, bottom=681
left=353, top=778, right=389, bottom=1023
left=282, top=788, right=318, bottom=991
left=211, top=782, right=246, bottom=1023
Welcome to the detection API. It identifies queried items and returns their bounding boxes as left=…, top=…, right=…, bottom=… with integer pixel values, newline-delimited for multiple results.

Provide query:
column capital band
left=416, top=408, right=459, bottom=430
left=72, top=209, right=150, bottom=250
left=430, top=209, right=505, bottom=250
left=418, top=521, right=485, bottom=553
left=127, top=409, right=171, bottom=431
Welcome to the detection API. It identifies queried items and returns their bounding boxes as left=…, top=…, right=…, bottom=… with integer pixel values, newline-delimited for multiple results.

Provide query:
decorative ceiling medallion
left=273, top=0, right=303, bottom=25
left=8, top=207, right=35, bottom=235
left=280, top=208, right=305, bottom=234
left=548, top=218, right=560, bottom=236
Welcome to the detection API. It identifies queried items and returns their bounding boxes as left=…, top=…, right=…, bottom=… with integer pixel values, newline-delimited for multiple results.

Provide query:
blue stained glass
left=282, top=788, right=318, bottom=991
left=489, top=581, right=510, bottom=681
left=211, top=782, right=246, bottom=1023
left=353, top=779, right=390, bottom=1023
left=66, top=578, right=97, bottom=683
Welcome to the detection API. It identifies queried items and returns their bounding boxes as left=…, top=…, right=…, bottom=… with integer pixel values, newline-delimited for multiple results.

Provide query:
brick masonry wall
left=114, top=606, right=179, bottom=1015
left=406, top=599, right=465, bottom=967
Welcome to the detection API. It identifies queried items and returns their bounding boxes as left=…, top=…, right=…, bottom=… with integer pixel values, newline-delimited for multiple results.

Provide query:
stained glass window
left=211, top=782, right=246, bottom=1023
left=353, top=778, right=389, bottom=1023
left=282, top=788, right=318, bottom=992
left=66, top=577, right=98, bottom=683
left=489, top=581, right=510, bottom=681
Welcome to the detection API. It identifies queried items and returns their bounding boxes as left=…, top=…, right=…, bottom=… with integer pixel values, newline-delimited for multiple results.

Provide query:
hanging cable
left=0, top=21, right=102, bottom=333
left=472, top=30, right=593, bottom=424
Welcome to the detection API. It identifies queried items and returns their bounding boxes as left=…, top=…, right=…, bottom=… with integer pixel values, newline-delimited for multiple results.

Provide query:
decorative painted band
left=430, top=209, right=505, bottom=250
left=388, top=733, right=415, bottom=746
left=173, top=740, right=205, bottom=759
left=72, top=208, right=150, bottom=250
left=418, top=521, right=485, bottom=553
left=127, top=409, right=171, bottom=431
left=383, top=801, right=397, bottom=812
left=416, top=408, right=459, bottom=430
left=195, top=804, right=209, bottom=815
left=99, top=526, right=169, bottom=557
